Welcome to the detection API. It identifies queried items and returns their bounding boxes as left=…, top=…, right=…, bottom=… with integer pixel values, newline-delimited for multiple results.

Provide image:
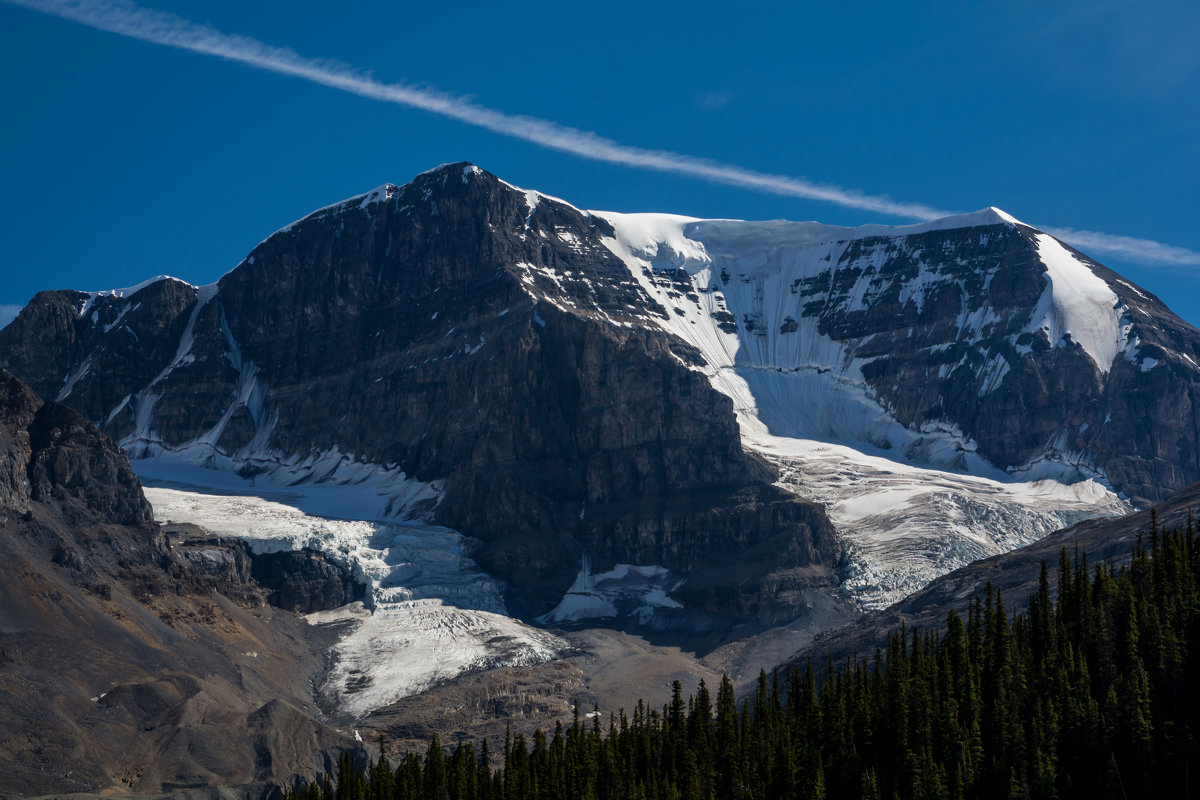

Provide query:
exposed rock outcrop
left=806, top=227, right=1200, bottom=506
left=249, top=548, right=368, bottom=613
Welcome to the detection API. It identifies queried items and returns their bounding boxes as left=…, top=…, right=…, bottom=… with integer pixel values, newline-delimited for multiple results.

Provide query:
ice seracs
left=143, top=474, right=562, bottom=718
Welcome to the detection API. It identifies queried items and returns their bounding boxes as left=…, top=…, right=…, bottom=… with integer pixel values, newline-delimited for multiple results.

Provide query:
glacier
left=142, top=468, right=562, bottom=718
left=592, top=207, right=1132, bottom=609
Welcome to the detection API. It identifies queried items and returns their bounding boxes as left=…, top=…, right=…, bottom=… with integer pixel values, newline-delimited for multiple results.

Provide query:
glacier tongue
left=743, top=423, right=1127, bottom=609
left=141, top=467, right=562, bottom=719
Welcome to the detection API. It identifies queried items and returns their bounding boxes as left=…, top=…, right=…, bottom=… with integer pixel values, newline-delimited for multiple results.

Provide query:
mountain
left=0, top=165, right=843, bottom=631
left=0, top=369, right=360, bottom=796
left=1, top=162, right=1196, bottom=631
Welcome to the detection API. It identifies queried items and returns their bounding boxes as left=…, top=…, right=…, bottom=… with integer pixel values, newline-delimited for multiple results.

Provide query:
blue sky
left=2, top=0, right=1198, bottom=326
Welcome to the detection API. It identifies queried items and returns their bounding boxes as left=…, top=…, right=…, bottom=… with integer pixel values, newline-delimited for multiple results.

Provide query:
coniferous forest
left=282, top=517, right=1199, bottom=800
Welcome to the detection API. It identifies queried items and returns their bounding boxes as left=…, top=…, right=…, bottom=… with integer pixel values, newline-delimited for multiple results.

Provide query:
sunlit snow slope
left=594, top=209, right=1132, bottom=609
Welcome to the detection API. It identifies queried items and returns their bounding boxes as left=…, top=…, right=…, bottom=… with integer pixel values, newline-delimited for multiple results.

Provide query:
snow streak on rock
left=540, top=557, right=684, bottom=625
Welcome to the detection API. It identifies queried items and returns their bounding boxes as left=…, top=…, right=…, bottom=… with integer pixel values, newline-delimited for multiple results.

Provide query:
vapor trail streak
left=7, top=0, right=1199, bottom=267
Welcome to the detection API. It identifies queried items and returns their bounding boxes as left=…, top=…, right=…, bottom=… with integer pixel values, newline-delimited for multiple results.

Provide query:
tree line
left=280, top=513, right=1198, bottom=799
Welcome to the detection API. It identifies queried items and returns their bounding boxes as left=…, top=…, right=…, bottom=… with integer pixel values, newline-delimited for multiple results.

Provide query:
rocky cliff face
left=815, top=228, right=1200, bottom=504
left=249, top=548, right=369, bottom=613
left=0, top=165, right=841, bottom=625
left=0, top=368, right=158, bottom=566
left=167, top=530, right=368, bottom=615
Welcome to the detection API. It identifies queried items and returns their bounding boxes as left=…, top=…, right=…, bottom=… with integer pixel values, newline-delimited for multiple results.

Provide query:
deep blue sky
left=2, top=0, right=1198, bottom=326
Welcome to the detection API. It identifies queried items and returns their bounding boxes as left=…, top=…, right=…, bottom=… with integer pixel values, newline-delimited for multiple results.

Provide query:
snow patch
left=495, top=177, right=580, bottom=216
left=267, top=184, right=397, bottom=242
left=522, top=190, right=540, bottom=229
left=1027, top=233, right=1123, bottom=373
left=56, top=357, right=92, bottom=402
left=154, top=284, right=218, bottom=385
left=79, top=275, right=191, bottom=317
left=102, top=394, right=131, bottom=428
left=102, top=302, right=139, bottom=334
left=132, top=445, right=439, bottom=523
left=358, top=184, right=396, bottom=209
left=541, top=557, right=683, bottom=625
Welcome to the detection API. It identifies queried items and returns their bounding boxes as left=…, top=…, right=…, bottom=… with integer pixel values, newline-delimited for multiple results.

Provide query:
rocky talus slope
left=0, top=369, right=359, bottom=797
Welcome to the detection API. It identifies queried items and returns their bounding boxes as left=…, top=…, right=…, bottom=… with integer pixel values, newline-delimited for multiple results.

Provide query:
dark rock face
left=249, top=548, right=368, bottom=613
left=0, top=368, right=153, bottom=528
left=0, top=280, right=198, bottom=422
left=27, top=395, right=155, bottom=527
left=0, top=370, right=38, bottom=507
left=0, top=165, right=842, bottom=625
left=169, top=534, right=366, bottom=614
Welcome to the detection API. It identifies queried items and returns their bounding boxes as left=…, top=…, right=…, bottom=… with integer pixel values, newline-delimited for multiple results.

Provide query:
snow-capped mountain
left=0, top=165, right=841, bottom=633
left=2, top=162, right=1197, bottom=622
left=592, top=206, right=1199, bottom=504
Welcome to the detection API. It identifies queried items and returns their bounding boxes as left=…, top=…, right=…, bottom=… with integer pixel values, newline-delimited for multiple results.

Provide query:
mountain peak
left=898, top=205, right=1026, bottom=234
left=961, top=205, right=1025, bottom=227
left=415, top=160, right=480, bottom=180
left=984, top=206, right=1022, bottom=225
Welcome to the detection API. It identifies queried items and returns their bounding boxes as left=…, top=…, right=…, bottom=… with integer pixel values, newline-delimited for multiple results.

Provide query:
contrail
left=1040, top=226, right=1200, bottom=269
left=7, top=0, right=1200, bottom=268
